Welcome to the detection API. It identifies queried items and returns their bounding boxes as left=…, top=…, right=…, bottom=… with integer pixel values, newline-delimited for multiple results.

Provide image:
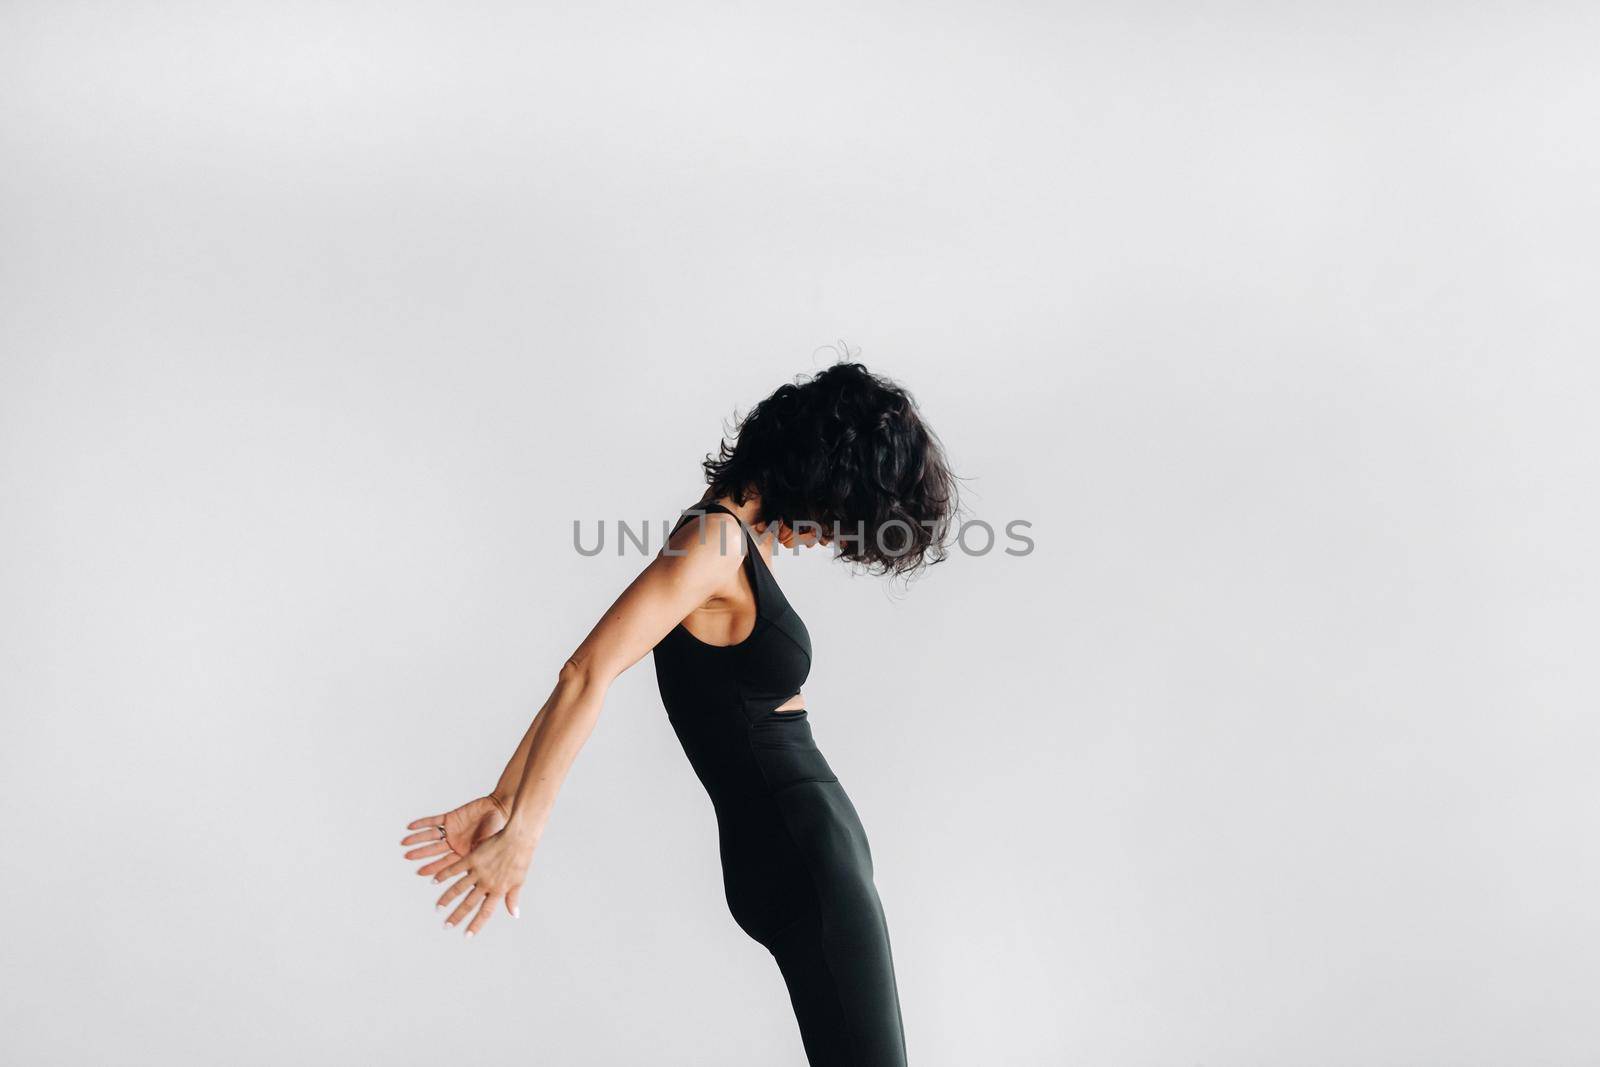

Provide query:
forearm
left=490, top=697, right=554, bottom=809
left=502, top=660, right=610, bottom=846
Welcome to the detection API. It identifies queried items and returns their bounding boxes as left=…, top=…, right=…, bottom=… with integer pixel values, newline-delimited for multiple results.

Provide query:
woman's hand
left=399, top=795, right=509, bottom=880
left=431, top=830, right=534, bottom=937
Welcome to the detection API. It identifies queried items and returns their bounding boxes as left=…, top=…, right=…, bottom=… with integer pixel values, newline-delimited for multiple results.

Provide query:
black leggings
left=702, top=712, right=908, bottom=1065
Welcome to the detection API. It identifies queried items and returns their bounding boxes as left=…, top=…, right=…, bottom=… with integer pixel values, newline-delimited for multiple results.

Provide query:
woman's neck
left=705, top=490, right=780, bottom=553
left=704, top=489, right=762, bottom=527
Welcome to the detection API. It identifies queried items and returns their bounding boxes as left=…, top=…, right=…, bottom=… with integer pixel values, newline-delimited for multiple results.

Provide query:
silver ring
left=436, top=825, right=447, bottom=840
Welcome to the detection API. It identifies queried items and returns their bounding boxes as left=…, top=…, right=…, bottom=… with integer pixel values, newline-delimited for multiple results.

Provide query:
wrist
left=504, top=805, right=547, bottom=848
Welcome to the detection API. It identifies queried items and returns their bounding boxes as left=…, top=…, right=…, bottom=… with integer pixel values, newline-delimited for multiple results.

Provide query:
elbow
left=558, top=657, right=596, bottom=692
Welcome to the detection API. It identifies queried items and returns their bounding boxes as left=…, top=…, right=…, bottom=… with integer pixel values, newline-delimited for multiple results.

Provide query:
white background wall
left=3, top=3, right=1597, bottom=1064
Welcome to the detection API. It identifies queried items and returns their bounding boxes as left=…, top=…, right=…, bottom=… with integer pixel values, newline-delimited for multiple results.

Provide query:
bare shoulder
left=661, top=510, right=747, bottom=571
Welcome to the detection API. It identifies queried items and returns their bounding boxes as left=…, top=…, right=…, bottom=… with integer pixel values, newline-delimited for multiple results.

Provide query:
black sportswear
left=652, top=499, right=908, bottom=1066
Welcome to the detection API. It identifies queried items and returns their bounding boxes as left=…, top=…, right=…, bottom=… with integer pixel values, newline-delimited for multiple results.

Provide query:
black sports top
left=652, top=500, right=812, bottom=720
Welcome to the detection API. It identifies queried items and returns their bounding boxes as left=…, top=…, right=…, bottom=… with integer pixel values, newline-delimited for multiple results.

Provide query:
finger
left=505, top=884, right=522, bottom=919
left=430, top=856, right=469, bottom=883
left=416, top=852, right=460, bottom=878
left=435, top=875, right=475, bottom=912
left=406, top=815, right=446, bottom=830
left=404, top=841, right=452, bottom=861
left=400, top=827, right=447, bottom=846
left=446, top=886, right=486, bottom=930
left=465, top=892, right=501, bottom=938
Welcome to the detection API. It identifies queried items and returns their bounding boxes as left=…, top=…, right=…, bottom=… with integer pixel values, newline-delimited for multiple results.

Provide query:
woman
left=398, top=361, right=958, bottom=1065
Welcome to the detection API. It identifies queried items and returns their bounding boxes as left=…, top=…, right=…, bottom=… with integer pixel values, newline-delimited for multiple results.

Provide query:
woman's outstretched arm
left=424, top=510, right=746, bottom=937
left=489, top=698, right=551, bottom=813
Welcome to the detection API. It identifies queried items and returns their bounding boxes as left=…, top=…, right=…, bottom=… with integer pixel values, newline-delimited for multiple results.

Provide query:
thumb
left=506, top=885, right=522, bottom=919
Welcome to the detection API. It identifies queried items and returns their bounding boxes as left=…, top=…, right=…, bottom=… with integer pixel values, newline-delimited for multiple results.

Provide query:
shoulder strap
left=668, top=499, right=749, bottom=545
left=669, top=497, right=768, bottom=585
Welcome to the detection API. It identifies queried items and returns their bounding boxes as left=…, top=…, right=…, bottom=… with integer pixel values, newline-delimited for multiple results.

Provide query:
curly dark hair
left=702, top=361, right=960, bottom=576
